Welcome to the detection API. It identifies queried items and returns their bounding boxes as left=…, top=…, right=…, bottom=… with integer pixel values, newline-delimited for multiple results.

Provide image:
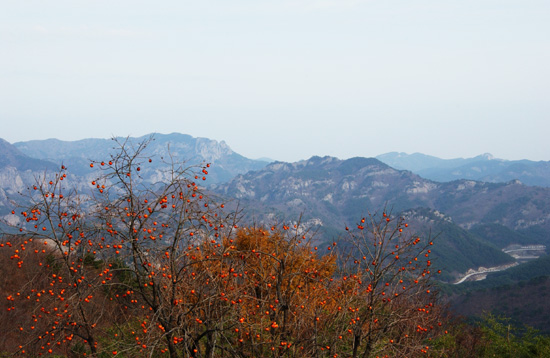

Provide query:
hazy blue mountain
left=0, top=138, right=58, bottom=172
left=255, top=157, right=276, bottom=163
left=14, top=133, right=270, bottom=184
left=376, top=152, right=497, bottom=171
left=376, top=152, right=550, bottom=187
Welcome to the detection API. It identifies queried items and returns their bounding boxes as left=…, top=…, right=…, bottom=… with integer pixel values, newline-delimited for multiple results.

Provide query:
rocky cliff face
left=0, top=140, right=60, bottom=215
left=0, top=167, right=26, bottom=198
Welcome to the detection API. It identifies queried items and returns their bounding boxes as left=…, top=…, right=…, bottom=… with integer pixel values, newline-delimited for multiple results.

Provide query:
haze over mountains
left=377, top=152, right=550, bottom=187
left=2, top=133, right=550, bottom=279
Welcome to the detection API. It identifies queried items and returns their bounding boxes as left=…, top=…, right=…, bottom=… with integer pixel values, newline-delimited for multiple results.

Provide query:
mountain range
left=212, top=155, right=550, bottom=234
left=377, top=152, right=550, bottom=187
left=13, top=133, right=269, bottom=182
left=211, top=156, right=550, bottom=279
left=2, top=133, right=550, bottom=280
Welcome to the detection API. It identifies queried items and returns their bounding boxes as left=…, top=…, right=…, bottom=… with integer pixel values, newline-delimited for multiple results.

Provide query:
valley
left=453, top=244, right=547, bottom=284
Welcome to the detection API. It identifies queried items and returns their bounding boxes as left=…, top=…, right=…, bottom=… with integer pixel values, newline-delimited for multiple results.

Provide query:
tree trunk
left=352, top=334, right=361, bottom=358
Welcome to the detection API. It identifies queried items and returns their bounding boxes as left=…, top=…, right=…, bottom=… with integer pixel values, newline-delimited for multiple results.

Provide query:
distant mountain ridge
left=13, top=133, right=270, bottom=183
left=376, top=152, right=550, bottom=187
left=0, top=133, right=270, bottom=221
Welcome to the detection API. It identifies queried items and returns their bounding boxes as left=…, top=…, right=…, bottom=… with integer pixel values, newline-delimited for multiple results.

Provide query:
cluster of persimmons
left=1, top=138, right=444, bottom=358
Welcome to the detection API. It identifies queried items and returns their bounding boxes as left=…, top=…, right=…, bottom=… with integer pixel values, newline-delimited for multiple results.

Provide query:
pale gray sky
left=1, top=0, right=549, bottom=162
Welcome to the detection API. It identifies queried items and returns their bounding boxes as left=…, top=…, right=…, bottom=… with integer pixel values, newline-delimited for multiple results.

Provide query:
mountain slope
left=213, top=156, right=437, bottom=229
left=401, top=208, right=515, bottom=281
left=0, top=138, right=57, bottom=172
left=0, top=139, right=59, bottom=216
left=448, top=256, right=550, bottom=333
left=470, top=223, right=542, bottom=248
left=4, top=137, right=550, bottom=280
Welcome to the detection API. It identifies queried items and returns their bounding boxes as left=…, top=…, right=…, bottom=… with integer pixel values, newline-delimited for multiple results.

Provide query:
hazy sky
left=1, top=0, right=549, bottom=162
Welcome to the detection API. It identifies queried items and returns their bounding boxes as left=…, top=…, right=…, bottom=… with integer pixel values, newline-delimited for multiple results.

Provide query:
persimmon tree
left=335, top=211, right=444, bottom=358
left=0, top=160, right=129, bottom=357
left=1, top=137, right=237, bottom=357
left=85, top=137, right=238, bottom=358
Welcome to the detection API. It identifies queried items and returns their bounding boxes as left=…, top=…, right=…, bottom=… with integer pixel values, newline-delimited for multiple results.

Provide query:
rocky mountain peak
left=476, top=153, right=496, bottom=161
left=194, top=138, right=234, bottom=161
